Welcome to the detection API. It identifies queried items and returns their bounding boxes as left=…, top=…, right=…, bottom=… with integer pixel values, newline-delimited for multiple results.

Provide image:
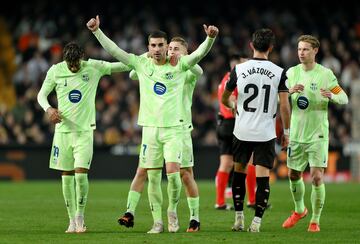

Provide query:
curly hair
left=63, top=42, right=84, bottom=66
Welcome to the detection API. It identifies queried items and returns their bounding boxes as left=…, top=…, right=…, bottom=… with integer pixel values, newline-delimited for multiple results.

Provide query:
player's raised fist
left=203, top=24, right=219, bottom=38
left=87, top=15, right=100, bottom=32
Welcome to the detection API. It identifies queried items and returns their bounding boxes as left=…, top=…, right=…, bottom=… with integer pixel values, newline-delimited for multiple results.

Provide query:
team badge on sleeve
left=153, top=82, right=167, bottom=95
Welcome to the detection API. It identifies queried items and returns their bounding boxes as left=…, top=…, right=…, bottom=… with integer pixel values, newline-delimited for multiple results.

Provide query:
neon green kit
left=287, top=63, right=339, bottom=143
left=286, top=63, right=348, bottom=170
left=38, top=59, right=129, bottom=170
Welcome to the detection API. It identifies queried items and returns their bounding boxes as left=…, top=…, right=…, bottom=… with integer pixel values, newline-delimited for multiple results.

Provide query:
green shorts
left=50, top=130, right=94, bottom=171
left=287, top=140, right=328, bottom=171
left=181, top=125, right=194, bottom=168
left=139, top=126, right=183, bottom=169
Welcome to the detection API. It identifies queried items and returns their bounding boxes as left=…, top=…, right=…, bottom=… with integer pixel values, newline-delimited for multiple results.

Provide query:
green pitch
left=1, top=180, right=359, bottom=243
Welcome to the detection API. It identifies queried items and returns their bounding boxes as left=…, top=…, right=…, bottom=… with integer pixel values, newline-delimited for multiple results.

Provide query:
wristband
left=283, top=128, right=290, bottom=136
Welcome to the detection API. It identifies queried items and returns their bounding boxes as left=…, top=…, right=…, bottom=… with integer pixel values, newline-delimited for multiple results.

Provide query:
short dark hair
left=63, top=42, right=84, bottom=64
left=148, top=30, right=168, bottom=43
left=252, top=28, right=275, bottom=52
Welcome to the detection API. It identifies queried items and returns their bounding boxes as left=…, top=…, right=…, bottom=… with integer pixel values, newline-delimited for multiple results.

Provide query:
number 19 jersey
left=226, top=58, right=288, bottom=141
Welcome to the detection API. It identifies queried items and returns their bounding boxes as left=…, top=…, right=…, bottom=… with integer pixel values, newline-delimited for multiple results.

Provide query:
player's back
left=232, top=59, right=287, bottom=141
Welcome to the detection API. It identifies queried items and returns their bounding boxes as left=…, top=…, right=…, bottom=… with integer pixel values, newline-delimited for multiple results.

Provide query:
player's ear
left=249, top=42, right=255, bottom=51
left=313, top=47, right=319, bottom=55
left=268, top=45, right=274, bottom=53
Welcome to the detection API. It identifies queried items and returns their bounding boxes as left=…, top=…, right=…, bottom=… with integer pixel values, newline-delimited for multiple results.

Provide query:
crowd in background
left=0, top=1, right=359, bottom=149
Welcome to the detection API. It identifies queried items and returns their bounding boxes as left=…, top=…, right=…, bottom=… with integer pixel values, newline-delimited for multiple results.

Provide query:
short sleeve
left=225, top=68, right=237, bottom=92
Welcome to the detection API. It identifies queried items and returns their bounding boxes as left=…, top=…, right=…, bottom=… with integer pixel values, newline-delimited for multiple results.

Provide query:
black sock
left=255, top=177, right=270, bottom=218
left=232, top=172, right=246, bottom=211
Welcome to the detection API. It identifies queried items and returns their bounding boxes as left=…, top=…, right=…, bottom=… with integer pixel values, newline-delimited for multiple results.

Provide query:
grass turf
left=0, top=180, right=359, bottom=243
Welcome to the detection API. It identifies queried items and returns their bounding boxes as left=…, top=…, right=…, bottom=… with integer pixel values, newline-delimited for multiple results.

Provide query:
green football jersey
left=287, top=63, right=339, bottom=143
left=182, top=71, right=198, bottom=126
left=41, top=59, right=111, bottom=132
left=128, top=54, right=191, bottom=127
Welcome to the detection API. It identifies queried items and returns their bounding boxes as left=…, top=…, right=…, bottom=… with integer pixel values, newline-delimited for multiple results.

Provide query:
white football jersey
left=226, top=58, right=288, bottom=141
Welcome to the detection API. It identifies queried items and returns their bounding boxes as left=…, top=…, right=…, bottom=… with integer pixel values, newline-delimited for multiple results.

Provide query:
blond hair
left=170, top=36, right=188, bottom=49
left=298, top=35, right=320, bottom=49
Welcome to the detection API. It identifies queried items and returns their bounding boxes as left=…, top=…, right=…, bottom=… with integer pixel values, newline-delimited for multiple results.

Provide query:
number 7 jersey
left=226, top=58, right=288, bottom=141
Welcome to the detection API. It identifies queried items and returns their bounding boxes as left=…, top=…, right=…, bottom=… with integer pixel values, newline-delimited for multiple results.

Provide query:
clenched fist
left=203, top=24, right=219, bottom=38
left=87, top=15, right=100, bottom=32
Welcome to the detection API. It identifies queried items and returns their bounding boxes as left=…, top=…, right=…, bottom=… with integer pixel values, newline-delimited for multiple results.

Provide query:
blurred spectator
left=0, top=17, right=17, bottom=111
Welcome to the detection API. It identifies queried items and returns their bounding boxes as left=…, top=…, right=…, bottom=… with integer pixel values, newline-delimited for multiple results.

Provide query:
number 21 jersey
left=226, top=58, right=288, bottom=141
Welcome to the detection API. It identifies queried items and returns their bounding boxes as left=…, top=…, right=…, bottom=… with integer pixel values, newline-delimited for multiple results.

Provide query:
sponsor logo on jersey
left=297, top=96, right=309, bottom=110
left=69, top=90, right=82, bottom=103
left=82, top=74, right=89, bottom=82
left=153, top=82, right=167, bottom=95
left=165, top=72, right=173, bottom=80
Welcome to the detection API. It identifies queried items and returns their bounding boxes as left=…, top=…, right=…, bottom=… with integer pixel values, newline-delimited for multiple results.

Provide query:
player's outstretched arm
left=182, top=24, right=219, bottom=68
left=189, top=64, right=203, bottom=77
left=129, top=70, right=139, bottom=80
left=110, top=62, right=132, bottom=73
left=87, top=15, right=131, bottom=65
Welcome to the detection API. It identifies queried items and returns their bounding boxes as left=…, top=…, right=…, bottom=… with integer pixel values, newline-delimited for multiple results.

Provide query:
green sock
left=148, top=170, right=163, bottom=223
left=126, top=190, right=141, bottom=215
left=62, top=175, right=76, bottom=220
left=75, top=173, right=89, bottom=216
left=167, top=172, right=182, bottom=212
left=311, top=184, right=325, bottom=224
left=290, top=178, right=305, bottom=213
left=187, top=197, right=199, bottom=222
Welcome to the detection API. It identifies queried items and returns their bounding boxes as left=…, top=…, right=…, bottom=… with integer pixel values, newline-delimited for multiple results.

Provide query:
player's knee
left=311, top=174, right=323, bottom=186
left=288, top=170, right=301, bottom=181
left=75, top=168, right=88, bottom=174
left=165, top=162, right=180, bottom=173
left=136, top=168, right=147, bottom=179
left=181, top=171, right=193, bottom=185
left=62, top=170, right=75, bottom=176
